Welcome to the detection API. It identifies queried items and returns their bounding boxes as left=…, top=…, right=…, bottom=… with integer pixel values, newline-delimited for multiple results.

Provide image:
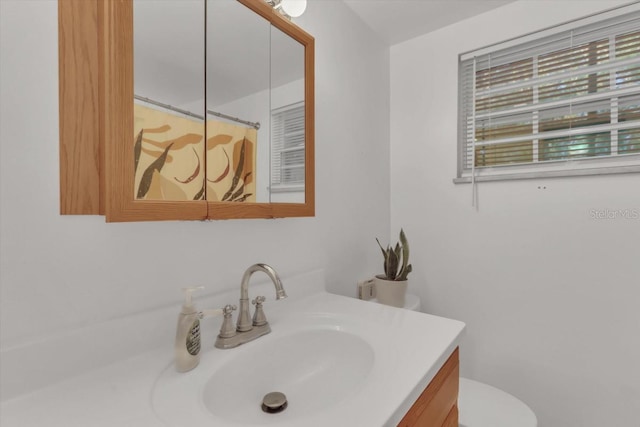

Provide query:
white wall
left=0, top=0, right=390, bottom=396
left=390, top=1, right=640, bottom=426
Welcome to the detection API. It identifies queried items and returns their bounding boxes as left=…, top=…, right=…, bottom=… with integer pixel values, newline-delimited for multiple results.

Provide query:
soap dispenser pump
left=175, top=286, right=205, bottom=372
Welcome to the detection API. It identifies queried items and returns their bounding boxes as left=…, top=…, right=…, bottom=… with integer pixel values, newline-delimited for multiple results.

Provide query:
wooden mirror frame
left=59, top=0, right=314, bottom=222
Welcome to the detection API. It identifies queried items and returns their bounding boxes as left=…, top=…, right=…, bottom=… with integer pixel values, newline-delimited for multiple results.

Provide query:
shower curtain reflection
left=206, top=120, right=257, bottom=202
left=133, top=103, right=205, bottom=201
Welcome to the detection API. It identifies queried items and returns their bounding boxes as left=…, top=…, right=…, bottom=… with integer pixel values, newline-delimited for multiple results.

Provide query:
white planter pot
left=374, top=276, right=408, bottom=308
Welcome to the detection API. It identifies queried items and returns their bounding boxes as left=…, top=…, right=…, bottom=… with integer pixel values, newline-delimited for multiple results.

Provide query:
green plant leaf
left=387, top=247, right=399, bottom=280
left=398, top=228, right=410, bottom=280
left=399, top=228, right=409, bottom=261
left=376, top=238, right=387, bottom=260
left=376, top=238, right=390, bottom=277
left=398, top=264, right=412, bottom=281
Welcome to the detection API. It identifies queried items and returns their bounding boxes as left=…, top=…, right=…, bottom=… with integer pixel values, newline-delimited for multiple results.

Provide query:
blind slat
left=469, top=121, right=639, bottom=147
left=475, top=84, right=640, bottom=121
left=476, top=56, right=638, bottom=97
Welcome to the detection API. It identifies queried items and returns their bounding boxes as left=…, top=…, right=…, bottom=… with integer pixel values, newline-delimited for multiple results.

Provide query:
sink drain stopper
left=261, top=391, right=288, bottom=414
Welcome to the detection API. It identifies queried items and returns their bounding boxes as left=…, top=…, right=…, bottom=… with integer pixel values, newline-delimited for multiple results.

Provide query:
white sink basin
left=203, top=328, right=374, bottom=424
left=152, top=290, right=464, bottom=427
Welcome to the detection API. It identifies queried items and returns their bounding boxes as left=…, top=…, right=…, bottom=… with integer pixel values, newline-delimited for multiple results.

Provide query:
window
left=457, top=5, right=640, bottom=182
left=271, top=101, right=305, bottom=192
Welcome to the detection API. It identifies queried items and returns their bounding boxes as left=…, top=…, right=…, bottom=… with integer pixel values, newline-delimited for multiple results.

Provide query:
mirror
left=131, top=0, right=307, bottom=204
left=269, top=25, right=306, bottom=203
left=133, top=0, right=206, bottom=202
left=206, top=0, right=270, bottom=203
left=58, top=0, right=313, bottom=221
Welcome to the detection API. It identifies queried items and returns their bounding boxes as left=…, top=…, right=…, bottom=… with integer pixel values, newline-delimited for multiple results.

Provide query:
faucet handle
left=223, top=304, right=237, bottom=315
left=252, top=296, right=266, bottom=306
left=252, top=296, right=268, bottom=327
left=218, top=304, right=237, bottom=339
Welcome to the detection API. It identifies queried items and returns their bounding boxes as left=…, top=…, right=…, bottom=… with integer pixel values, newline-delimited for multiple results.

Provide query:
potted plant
left=375, top=229, right=412, bottom=307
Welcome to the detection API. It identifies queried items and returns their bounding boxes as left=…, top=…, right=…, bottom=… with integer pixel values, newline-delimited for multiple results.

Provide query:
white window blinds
left=457, top=4, right=640, bottom=182
left=271, top=102, right=305, bottom=191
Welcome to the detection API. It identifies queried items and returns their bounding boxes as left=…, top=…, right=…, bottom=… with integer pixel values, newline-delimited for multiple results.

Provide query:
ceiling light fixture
left=266, top=0, right=307, bottom=19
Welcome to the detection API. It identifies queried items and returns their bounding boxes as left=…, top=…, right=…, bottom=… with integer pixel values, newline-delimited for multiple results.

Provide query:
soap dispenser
left=175, top=286, right=205, bottom=373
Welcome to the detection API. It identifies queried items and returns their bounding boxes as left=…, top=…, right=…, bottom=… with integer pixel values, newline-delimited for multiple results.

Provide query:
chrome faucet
left=215, top=263, right=287, bottom=349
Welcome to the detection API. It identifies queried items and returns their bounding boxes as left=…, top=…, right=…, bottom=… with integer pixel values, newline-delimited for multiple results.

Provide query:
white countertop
left=1, top=273, right=464, bottom=427
left=1, top=348, right=170, bottom=427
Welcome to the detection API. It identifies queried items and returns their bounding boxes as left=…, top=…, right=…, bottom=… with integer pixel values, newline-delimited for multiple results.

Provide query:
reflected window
left=271, top=102, right=305, bottom=191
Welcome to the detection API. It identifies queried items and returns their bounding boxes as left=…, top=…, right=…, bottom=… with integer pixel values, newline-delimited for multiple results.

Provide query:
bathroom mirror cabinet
left=59, top=0, right=314, bottom=222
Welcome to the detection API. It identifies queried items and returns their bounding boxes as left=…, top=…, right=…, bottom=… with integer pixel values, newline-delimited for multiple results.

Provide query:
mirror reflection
left=269, top=24, right=305, bottom=203
left=206, top=0, right=269, bottom=203
left=133, top=0, right=307, bottom=204
left=133, top=0, right=206, bottom=201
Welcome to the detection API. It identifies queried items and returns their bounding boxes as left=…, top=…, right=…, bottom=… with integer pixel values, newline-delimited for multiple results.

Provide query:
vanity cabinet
left=398, top=347, right=459, bottom=427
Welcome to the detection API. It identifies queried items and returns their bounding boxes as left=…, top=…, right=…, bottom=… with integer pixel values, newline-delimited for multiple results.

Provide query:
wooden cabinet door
left=398, top=347, right=459, bottom=427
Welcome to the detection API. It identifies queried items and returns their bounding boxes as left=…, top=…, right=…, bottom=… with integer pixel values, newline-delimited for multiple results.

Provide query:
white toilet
left=458, top=377, right=537, bottom=427
left=371, top=293, right=537, bottom=427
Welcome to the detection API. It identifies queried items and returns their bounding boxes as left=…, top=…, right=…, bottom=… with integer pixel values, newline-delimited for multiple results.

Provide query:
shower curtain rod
left=134, top=95, right=261, bottom=130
